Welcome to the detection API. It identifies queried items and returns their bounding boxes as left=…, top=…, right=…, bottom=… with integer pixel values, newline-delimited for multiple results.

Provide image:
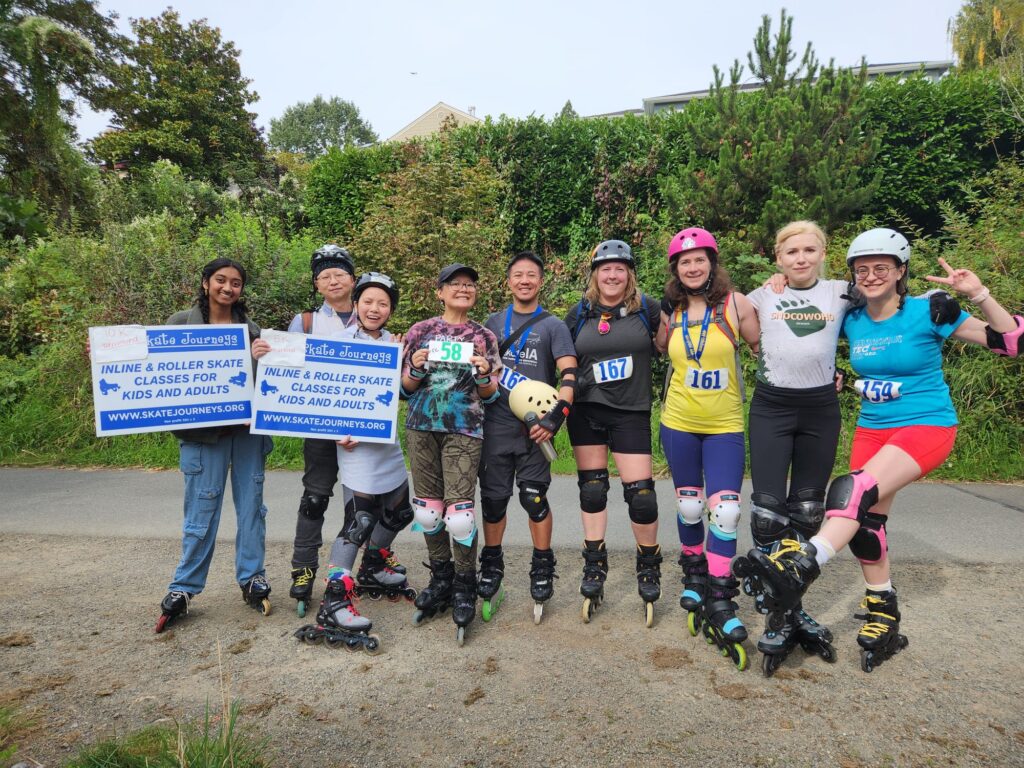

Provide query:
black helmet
left=353, top=271, right=399, bottom=309
left=310, top=244, right=355, bottom=279
left=590, top=240, right=634, bottom=270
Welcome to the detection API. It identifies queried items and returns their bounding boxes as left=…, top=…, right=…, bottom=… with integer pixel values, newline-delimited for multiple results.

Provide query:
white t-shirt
left=747, top=279, right=850, bottom=389
left=287, top=304, right=354, bottom=335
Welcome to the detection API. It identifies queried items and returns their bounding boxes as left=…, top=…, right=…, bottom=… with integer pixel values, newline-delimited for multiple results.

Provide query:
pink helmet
left=667, top=227, right=718, bottom=263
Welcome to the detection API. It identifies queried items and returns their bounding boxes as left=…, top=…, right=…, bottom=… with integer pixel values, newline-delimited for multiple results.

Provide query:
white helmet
left=846, top=228, right=910, bottom=267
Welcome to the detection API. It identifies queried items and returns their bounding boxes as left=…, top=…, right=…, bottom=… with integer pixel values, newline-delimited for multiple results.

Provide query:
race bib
left=427, top=339, right=474, bottom=364
left=855, top=378, right=903, bottom=403
left=684, top=366, right=729, bottom=391
left=499, top=366, right=528, bottom=392
left=592, top=356, right=633, bottom=384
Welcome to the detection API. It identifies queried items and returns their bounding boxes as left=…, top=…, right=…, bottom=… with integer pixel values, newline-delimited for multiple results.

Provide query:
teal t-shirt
left=843, top=296, right=967, bottom=428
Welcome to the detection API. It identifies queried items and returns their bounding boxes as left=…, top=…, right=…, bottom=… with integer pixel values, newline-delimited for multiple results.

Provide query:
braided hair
left=196, top=258, right=249, bottom=324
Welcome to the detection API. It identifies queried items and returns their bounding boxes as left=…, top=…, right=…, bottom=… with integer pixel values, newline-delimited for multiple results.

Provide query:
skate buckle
left=856, top=596, right=896, bottom=639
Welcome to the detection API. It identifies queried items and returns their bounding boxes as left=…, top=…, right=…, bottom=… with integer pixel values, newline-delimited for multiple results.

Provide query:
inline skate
left=757, top=605, right=835, bottom=677
left=240, top=574, right=272, bottom=616
left=529, top=549, right=557, bottom=624
left=289, top=566, right=317, bottom=617
left=679, top=551, right=708, bottom=635
left=412, top=559, right=454, bottom=625
left=855, top=590, right=908, bottom=673
left=356, top=548, right=416, bottom=601
left=451, top=569, right=478, bottom=646
left=700, top=575, right=748, bottom=671
left=379, top=546, right=407, bottom=576
left=579, top=542, right=608, bottom=623
left=478, top=546, right=505, bottom=622
left=636, top=546, right=663, bottom=628
left=732, top=537, right=819, bottom=632
left=154, top=590, right=193, bottom=633
left=294, top=573, right=381, bottom=654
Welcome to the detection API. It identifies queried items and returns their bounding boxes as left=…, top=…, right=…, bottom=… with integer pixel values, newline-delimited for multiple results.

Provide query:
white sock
left=809, top=535, right=835, bottom=567
left=866, top=580, right=893, bottom=594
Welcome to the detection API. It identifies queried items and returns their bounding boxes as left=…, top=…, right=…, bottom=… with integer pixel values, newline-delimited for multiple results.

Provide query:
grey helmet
left=846, top=228, right=910, bottom=267
left=310, top=244, right=355, bottom=278
left=353, top=271, right=399, bottom=309
left=590, top=240, right=635, bottom=270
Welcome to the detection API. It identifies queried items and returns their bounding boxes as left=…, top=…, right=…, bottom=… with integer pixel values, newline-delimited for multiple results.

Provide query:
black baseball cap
left=507, top=251, right=544, bottom=274
left=437, top=263, right=479, bottom=286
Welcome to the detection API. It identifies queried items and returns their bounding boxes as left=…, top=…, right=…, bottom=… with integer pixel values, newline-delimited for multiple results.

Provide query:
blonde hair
left=774, top=220, right=827, bottom=257
left=585, top=267, right=641, bottom=313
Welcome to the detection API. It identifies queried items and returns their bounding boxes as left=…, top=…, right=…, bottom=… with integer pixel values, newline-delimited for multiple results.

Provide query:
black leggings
left=748, top=382, right=841, bottom=501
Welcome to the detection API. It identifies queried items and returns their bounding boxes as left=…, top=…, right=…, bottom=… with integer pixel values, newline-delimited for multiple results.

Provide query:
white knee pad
left=411, top=497, right=444, bottom=535
left=675, top=486, right=705, bottom=525
left=444, top=501, right=477, bottom=546
left=708, top=491, right=741, bottom=535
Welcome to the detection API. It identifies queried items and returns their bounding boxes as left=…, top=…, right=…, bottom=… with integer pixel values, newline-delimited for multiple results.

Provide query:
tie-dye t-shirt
left=403, top=317, right=501, bottom=439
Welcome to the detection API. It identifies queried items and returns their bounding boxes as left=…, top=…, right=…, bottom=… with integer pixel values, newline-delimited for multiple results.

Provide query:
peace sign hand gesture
left=925, top=258, right=984, bottom=298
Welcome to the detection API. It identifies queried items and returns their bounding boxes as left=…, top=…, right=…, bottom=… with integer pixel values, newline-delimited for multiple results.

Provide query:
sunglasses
left=598, top=312, right=612, bottom=335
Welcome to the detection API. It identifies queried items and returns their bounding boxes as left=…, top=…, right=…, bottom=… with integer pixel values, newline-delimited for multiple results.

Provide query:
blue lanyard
left=680, top=304, right=712, bottom=367
left=504, top=305, right=542, bottom=370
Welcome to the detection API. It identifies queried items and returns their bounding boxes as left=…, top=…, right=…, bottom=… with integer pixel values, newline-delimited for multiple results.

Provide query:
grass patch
left=0, top=704, right=37, bottom=764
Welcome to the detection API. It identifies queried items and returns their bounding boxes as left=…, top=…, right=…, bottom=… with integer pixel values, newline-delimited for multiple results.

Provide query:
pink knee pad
left=411, top=497, right=444, bottom=534
left=824, top=471, right=879, bottom=522
left=707, top=491, right=742, bottom=535
left=849, top=512, right=888, bottom=564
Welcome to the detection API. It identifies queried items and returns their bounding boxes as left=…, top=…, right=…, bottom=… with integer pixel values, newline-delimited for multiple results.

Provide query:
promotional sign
left=89, top=324, right=253, bottom=437
left=251, top=333, right=402, bottom=443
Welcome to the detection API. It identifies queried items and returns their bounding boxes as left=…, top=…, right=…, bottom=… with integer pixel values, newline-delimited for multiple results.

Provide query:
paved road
left=2, top=467, right=1021, bottom=560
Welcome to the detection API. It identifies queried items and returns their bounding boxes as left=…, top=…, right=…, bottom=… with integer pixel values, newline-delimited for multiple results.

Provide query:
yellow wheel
left=687, top=611, right=700, bottom=637
left=732, top=643, right=748, bottom=671
left=644, top=602, right=654, bottom=628
left=581, top=598, right=593, bottom=623
left=260, top=598, right=272, bottom=617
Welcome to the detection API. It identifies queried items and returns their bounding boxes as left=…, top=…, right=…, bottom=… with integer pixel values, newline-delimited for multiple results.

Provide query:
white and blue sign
left=250, top=334, right=402, bottom=443
left=89, top=324, right=253, bottom=437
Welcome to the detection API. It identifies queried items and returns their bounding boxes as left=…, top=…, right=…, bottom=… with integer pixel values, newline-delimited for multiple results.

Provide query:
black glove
left=660, top=296, right=673, bottom=316
left=833, top=366, right=849, bottom=391
left=538, top=399, right=570, bottom=434
left=929, top=290, right=961, bottom=325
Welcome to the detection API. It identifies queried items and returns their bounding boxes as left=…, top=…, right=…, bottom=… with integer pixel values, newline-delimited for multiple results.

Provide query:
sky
left=74, top=0, right=965, bottom=143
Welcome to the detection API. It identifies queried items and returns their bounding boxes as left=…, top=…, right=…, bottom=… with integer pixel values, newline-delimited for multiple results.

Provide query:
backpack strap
left=302, top=311, right=313, bottom=335
left=638, top=295, right=652, bottom=336
left=713, top=293, right=739, bottom=350
left=571, top=299, right=589, bottom=342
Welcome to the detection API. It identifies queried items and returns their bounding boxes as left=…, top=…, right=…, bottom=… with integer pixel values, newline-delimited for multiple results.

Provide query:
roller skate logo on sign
left=98, top=379, right=120, bottom=395
left=228, top=371, right=247, bottom=387
left=260, top=379, right=279, bottom=396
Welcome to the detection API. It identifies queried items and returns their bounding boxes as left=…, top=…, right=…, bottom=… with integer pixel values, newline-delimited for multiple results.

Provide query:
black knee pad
left=577, top=469, right=610, bottom=513
left=518, top=483, right=551, bottom=523
left=299, top=492, right=329, bottom=520
left=380, top=498, right=414, bottom=533
left=341, top=494, right=378, bottom=547
left=848, top=512, right=888, bottom=563
left=787, top=488, right=825, bottom=539
left=481, top=496, right=510, bottom=524
left=749, top=491, right=789, bottom=549
left=623, top=479, right=658, bottom=524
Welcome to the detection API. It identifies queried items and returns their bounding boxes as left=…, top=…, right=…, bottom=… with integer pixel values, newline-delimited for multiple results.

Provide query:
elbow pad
left=987, top=315, right=1024, bottom=357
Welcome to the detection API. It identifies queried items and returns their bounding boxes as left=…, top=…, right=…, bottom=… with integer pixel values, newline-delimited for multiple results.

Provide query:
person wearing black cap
left=401, top=263, right=502, bottom=645
left=477, top=251, right=578, bottom=623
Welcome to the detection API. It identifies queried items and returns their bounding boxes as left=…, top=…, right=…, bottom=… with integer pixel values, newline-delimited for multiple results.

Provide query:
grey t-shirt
left=747, top=279, right=850, bottom=389
left=483, top=307, right=577, bottom=434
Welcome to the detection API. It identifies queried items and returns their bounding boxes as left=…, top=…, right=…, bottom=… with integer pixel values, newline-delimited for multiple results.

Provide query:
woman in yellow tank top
left=654, top=227, right=760, bottom=669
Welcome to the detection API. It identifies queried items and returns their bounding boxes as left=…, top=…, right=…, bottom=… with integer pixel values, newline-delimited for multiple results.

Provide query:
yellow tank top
left=660, top=298, right=744, bottom=434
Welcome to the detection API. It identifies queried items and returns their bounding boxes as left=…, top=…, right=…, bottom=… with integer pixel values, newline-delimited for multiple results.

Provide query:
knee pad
left=481, top=496, right=510, bottom=524
left=675, top=486, right=705, bottom=526
left=623, top=479, right=658, bottom=525
left=848, top=512, right=888, bottom=564
left=341, top=494, right=378, bottom=547
left=519, top=483, right=551, bottom=523
left=708, top=491, right=741, bottom=536
left=444, top=501, right=477, bottom=546
left=577, top=469, right=610, bottom=514
left=379, top=487, right=414, bottom=533
left=824, top=471, right=879, bottom=523
left=411, top=497, right=444, bottom=535
left=749, top=491, right=788, bottom=549
left=787, top=488, right=825, bottom=539
left=299, top=492, right=329, bottom=520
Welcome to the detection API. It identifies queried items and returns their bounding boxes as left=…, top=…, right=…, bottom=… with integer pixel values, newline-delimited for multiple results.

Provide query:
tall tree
left=950, top=0, right=1024, bottom=68
left=89, top=10, right=265, bottom=185
left=268, top=95, right=377, bottom=157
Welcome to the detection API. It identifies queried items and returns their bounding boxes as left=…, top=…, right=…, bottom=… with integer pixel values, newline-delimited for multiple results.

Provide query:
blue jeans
left=169, top=429, right=273, bottom=594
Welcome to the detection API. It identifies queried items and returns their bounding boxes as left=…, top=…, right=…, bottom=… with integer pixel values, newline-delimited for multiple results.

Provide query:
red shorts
left=850, top=425, right=957, bottom=477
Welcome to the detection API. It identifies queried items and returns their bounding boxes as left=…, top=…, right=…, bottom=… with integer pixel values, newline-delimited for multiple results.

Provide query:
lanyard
left=680, top=304, right=712, bottom=367
left=504, top=305, right=542, bottom=369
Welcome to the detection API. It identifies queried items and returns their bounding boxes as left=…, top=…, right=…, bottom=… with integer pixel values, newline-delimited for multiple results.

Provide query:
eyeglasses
left=598, top=312, right=612, bottom=335
left=446, top=282, right=477, bottom=291
left=853, top=264, right=900, bottom=280
left=316, top=271, right=351, bottom=284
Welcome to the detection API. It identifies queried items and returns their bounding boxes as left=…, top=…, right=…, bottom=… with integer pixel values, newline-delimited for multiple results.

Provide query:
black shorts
left=478, top=429, right=551, bottom=500
left=567, top=402, right=652, bottom=455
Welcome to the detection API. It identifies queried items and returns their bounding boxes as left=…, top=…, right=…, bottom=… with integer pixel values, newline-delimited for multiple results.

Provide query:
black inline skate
left=154, top=590, right=193, bottom=633
left=294, top=573, right=381, bottom=654
left=478, top=546, right=505, bottom=622
left=679, top=551, right=709, bottom=634
left=289, top=566, right=317, bottom=618
left=355, top=548, right=416, bottom=602
left=579, top=542, right=608, bottom=623
left=757, top=604, right=835, bottom=677
left=699, top=575, right=748, bottom=671
left=379, top=546, right=407, bottom=576
left=529, top=549, right=557, bottom=625
left=240, top=574, right=272, bottom=616
left=732, top=537, right=820, bottom=632
left=451, top=569, right=478, bottom=646
left=412, top=559, right=454, bottom=625
left=855, top=590, right=908, bottom=673
left=636, top=546, right=663, bottom=628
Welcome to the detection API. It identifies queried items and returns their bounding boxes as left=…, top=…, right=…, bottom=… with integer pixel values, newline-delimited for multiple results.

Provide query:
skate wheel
left=456, top=626, right=466, bottom=647
left=403, top=588, right=418, bottom=601
left=363, top=634, right=382, bottom=655
left=412, top=609, right=426, bottom=626
left=154, top=614, right=170, bottom=634
left=387, top=593, right=401, bottom=603
left=860, top=649, right=874, bottom=673
left=644, top=601, right=654, bottom=629
left=581, top=598, right=594, bottom=624
left=761, top=652, right=780, bottom=677
left=686, top=610, right=700, bottom=637
left=368, top=591, right=383, bottom=601
left=731, top=643, right=748, bottom=671
left=296, top=600, right=306, bottom=618
left=533, top=602, right=544, bottom=625
left=482, top=599, right=494, bottom=623
left=259, top=598, right=272, bottom=617
left=819, top=644, right=837, bottom=663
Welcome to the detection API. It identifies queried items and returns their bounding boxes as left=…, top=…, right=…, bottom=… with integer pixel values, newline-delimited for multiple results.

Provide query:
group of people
left=145, top=221, right=1021, bottom=671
